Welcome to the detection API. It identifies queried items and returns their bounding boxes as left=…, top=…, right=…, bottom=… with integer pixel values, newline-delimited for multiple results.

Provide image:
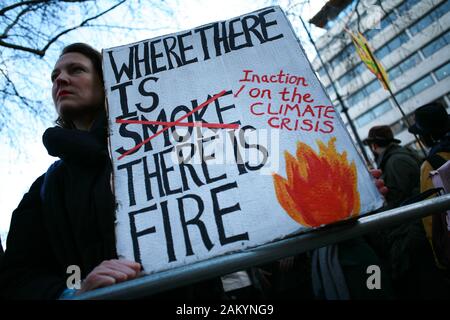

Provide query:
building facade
left=311, top=0, right=450, bottom=157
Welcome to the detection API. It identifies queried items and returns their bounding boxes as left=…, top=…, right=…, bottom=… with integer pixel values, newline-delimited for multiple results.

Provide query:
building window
left=411, top=74, right=435, bottom=95
left=354, top=63, right=366, bottom=75
left=363, top=0, right=422, bottom=41
left=326, top=84, right=337, bottom=101
left=348, top=9, right=368, bottom=32
left=408, top=0, right=450, bottom=36
left=395, top=87, right=414, bottom=104
left=318, top=67, right=327, bottom=79
left=347, top=90, right=365, bottom=107
left=354, top=99, right=393, bottom=128
left=364, top=9, right=397, bottom=40
left=435, top=61, right=450, bottom=81
left=325, top=1, right=356, bottom=30
left=337, top=69, right=356, bottom=89
left=365, top=28, right=378, bottom=41
left=339, top=63, right=366, bottom=89
left=372, top=99, right=392, bottom=117
left=365, top=79, right=381, bottom=95
left=422, top=29, right=450, bottom=58
left=329, top=44, right=355, bottom=69
left=355, top=111, right=375, bottom=128
left=388, top=52, right=422, bottom=81
left=395, top=74, right=436, bottom=103
left=346, top=78, right=381, bottom=107
left=395, top=0, right=423, bottom=16
left=375, top=31, right=409, bottom=60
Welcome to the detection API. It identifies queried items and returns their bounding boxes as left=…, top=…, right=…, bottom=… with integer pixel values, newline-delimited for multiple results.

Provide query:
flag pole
left=359, top=34, right=428, bottom=158
left=298, top=16, right=373, bottom=166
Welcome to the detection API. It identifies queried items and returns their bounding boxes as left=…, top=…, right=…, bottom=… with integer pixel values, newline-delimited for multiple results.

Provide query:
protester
left=0, top=43, right=227, bottom=300
left=0, top=43, right=142, bottom=299
left=408, top=102, right=450, bottom=274
left=363, top=124, right=446, bottom=298
left=363, top=125, right=421, bottom=209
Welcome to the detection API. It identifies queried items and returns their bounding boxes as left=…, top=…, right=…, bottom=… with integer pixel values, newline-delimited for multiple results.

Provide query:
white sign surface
left=102, top=6, right=383, bottom=274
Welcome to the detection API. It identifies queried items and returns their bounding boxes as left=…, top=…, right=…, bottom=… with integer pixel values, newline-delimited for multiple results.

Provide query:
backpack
left=427, top=154, right=450, bottom=269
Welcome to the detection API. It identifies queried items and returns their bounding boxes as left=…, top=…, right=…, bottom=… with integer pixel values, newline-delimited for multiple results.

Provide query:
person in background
left=408, top=102, right=450, bottom=283
left=363, top=126, right=421, bottom=209
left=364, top=124, right=445, bottom=298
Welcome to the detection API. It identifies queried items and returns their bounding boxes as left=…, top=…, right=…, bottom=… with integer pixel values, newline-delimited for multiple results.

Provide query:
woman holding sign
left=0, top=43, right=388, bottom=300
left=0, top=43, right=143, bottom=299
left=0, top=43, right=224, bottom=300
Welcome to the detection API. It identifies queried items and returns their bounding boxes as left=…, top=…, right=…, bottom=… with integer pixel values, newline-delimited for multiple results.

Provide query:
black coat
left=0, top=114, right=117, bottom=299
left=0, top=113, right=227, bottom=300
left=366, top=144, right=446, bottom=298
left=378, top=144, right=421, bottom=209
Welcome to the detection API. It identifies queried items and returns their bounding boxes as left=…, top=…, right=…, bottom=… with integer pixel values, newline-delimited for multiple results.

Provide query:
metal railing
left=72, top=194, right=450, bottom=300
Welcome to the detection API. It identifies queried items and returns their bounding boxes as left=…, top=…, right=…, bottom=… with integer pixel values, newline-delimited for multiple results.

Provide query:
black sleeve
left=384, top=156, right=420, bottom=209
left=0, top=175, right=66, bottom=300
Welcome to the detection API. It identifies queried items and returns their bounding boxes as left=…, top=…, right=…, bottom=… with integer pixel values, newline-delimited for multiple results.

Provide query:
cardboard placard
left=102, top=6, right=383, bottom=274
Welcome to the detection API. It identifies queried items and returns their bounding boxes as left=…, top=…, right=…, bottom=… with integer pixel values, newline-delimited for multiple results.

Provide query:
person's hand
left=77, top=259, right=142, bottom=294
left=370, top=169, right=388, bottom=196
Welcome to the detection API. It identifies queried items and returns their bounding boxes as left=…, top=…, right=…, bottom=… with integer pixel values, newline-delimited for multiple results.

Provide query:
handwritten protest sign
left=102, top=6, right=384, bottom=274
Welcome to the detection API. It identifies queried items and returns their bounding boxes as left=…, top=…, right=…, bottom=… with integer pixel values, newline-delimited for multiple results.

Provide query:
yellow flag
left=346, top=29, right=390, bottom=90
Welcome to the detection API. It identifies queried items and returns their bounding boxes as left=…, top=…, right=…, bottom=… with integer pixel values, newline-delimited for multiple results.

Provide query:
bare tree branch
left=1, top=6, right=34, bottom=38
left=0, top=0, right=94, bottom=16
left=0, top=0, right=46, bottom=16
left=1, top=0, right=246, bottom=153
left=0, top=68, right=36, bottom=111
left=86, top=24, right=167, bottom=32
left=0, top=0, right=139, bottom=148
left=0, top=0, right=127, bottom=57
left=39, top=0, right=127, bottom=56
left=0, top=39, right=43, bottom=55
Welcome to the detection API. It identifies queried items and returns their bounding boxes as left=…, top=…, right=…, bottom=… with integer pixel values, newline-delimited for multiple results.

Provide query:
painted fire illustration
left=273, top=137, right=361, bottom=227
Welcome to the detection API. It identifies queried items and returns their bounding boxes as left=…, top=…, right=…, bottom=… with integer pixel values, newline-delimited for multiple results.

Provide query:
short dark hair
left=61, top=43, right=103, bottom=84
left=408, top=101, right=450, bottom=140
left=55, top=43, right=104, bottom=128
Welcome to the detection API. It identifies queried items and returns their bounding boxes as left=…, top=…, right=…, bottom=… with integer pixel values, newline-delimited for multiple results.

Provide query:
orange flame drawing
left=273, top=137, right=360, bottom=227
